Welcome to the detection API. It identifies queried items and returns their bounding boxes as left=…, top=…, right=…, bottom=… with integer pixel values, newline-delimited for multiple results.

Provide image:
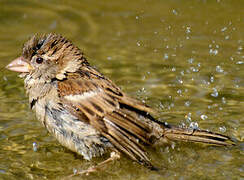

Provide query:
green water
left=0, top=0, right=243, bottom=179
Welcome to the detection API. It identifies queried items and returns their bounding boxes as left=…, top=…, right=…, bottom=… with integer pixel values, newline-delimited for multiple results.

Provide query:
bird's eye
left=36, top=57, right=43, bottom=64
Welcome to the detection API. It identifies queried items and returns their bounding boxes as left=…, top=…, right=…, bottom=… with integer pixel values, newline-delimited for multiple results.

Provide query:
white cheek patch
left=64, top=88, right=102, bottom=101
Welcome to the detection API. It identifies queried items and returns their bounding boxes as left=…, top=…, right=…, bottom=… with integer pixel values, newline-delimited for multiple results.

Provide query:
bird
left=6, top=33, right=235, bottom=175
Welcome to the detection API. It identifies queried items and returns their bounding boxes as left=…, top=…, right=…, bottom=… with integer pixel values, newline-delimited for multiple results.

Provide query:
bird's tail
left=162, top=126, right=235, bottom=146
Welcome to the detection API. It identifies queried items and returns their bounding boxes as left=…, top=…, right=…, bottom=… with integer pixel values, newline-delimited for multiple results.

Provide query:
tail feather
left=164, top=127, right=235, bottom=146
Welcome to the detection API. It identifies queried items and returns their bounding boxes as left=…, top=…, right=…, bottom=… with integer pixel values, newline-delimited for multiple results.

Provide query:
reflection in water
left=0, top=0, right=243, bottom=179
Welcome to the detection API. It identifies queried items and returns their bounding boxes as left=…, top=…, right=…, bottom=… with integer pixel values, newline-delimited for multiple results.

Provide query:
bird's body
left=6, top=34, right=234, bottom=170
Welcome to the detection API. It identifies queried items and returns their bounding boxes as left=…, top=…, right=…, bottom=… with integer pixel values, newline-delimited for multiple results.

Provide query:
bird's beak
left=5, top=56, right=33, bottom=73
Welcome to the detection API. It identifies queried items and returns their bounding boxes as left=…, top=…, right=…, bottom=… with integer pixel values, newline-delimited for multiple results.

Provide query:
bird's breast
left=32, top=88, right=112, bottom=160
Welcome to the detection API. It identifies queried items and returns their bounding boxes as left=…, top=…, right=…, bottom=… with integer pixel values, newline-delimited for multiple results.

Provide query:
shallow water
left=0, top=0, right=243, bottom=179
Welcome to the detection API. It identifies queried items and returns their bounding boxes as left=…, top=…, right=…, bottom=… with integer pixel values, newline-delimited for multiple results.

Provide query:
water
left=0, top=0, right=243, bottom=179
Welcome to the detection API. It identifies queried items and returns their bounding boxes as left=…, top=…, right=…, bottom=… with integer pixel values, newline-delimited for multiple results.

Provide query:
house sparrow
left=6, top=34, right=234, bottom=172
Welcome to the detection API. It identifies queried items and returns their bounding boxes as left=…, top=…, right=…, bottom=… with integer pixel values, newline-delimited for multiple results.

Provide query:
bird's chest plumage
left=27, top=81, right=111, bottom=160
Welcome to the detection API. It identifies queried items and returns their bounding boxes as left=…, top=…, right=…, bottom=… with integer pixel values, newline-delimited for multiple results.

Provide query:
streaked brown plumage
left=6, top=33, right=235, bottom=171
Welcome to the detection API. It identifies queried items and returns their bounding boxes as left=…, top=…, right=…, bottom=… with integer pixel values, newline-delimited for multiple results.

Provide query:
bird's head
left=6, top=33, right=88, bottom=82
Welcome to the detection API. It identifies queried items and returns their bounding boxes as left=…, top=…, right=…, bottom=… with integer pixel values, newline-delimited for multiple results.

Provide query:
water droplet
left=177, top=89, right=182, bottom=95
left=209, top=49, right=218, bottom=55
left=73, top=168, right=78, bottom=175
left=184, top=101, right=191, bottom=107
left=177, top=78, right=183, bottom=84
left=185, top=113, right=192, bottom=122
left=238, top=46, right=243, bottom=51
left=200, top=114, right=208, bottom=120
left=172, top=9, right=178, bottom=15
left=221, top=27, right=227, bottom=32
left=186, top=26, right=191, bottom=34
left=211, top=88, right=219, bottom=97
left=164, top=53, right=169, bottom=60
left=210, top=76, right=214, bottom=83
left=219, top=126, right=226, bottom=133
left=188, top=58, right=194, bottom=64
left=190, top=66, right=199, bottom=72
left=189, top=122, right=199, bottom=129
left=222, top=97, right=226, bottom=104
left=216, top=65, right=224, bottom=73
left=32, top=142, right=38, bottom=152
left=225, top=35, right=230, bottom=40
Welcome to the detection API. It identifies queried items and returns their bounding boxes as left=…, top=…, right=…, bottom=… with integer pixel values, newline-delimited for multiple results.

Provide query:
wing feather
left=58, top=72, right=155, bottom=167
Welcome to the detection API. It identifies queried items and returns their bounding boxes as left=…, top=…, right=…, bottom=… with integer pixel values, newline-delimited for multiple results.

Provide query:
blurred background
left=0, top=0, right=243, bottom=179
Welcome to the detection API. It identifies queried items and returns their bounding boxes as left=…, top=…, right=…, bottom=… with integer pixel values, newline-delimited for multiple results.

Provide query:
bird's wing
left=57, top=67, right=155, bottom=167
